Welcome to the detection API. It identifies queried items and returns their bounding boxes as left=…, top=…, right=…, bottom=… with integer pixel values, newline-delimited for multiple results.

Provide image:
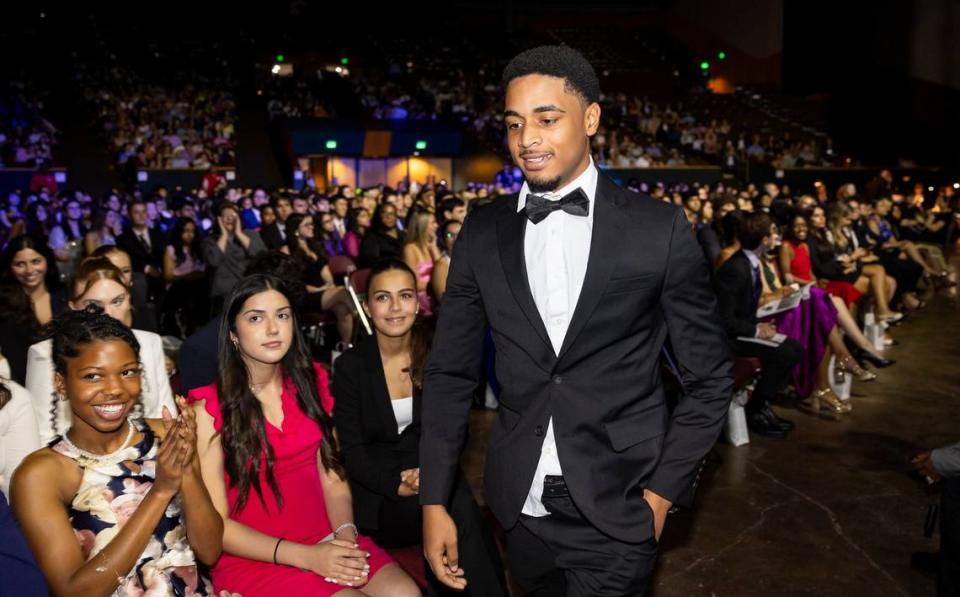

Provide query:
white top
left=516, top=157, right=599, bottom=517
left=25, top=329, right=177, bottom=445
left=0, top=379, right=40, bottom=496
left=391, top=397, right=414, bottom=435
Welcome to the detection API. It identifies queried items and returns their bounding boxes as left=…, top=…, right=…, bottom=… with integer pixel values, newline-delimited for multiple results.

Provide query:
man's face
left=504, top=74, right=600, bottom=194
left=333, top=198, right=349, bottom=218
left=129, top=204, right=148, bottom=228
left=276, top=199, right=292, bottom=222
left=293, top=198, right=309, bottom=214
left=445, top=205, right=467, bottom=222
left=254, top=189, right=269, bottom=206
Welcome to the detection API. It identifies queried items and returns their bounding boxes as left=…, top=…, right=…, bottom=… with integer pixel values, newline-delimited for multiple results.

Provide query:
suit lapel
left=496, top=202, right=553, bottom=354
left=364, top=336, right=401, bottom=441
left=556, top=175, right=626, bottom=362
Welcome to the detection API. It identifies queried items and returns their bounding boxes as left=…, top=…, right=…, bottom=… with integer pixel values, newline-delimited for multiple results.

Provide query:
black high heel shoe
left=860, top=351, right=896, bottom=368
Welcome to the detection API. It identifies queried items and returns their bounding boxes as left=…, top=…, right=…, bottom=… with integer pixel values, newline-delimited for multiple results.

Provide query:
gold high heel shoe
left=836, top=355, right=877, bottom=382
left=801, top=387, right=851, bottom=419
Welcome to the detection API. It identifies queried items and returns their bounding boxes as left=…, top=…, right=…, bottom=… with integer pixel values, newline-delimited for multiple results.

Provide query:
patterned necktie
left=524, top=187, right=590, bottom=224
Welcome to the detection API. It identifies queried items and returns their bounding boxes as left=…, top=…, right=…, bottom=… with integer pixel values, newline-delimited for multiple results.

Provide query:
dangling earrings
left=232, top=338, right=240, bottom=350
left=54, top=389, right=67, bottom=402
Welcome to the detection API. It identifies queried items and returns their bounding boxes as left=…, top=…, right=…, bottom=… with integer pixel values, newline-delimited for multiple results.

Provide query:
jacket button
left=535, top=425, right=545, bottom=437
left=553, top=375, right=563, bottom=385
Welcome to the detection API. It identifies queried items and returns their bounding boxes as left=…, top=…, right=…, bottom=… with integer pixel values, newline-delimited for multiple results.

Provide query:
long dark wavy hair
left=217, top=274, right=343, bottom=512
left=366, top=259, right=433, bottom=389
left=168, top=217, right=203, bottom=266
left=0, top=235, right=65, bottom=328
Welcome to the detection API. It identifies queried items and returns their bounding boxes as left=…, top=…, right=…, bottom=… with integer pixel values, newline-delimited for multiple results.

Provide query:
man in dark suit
left=116, top=199, right=166, bottom=303
left=713, top=212, right=801, bottom=438
left=420, top=46, right=733, bottom=596
left=260, top=195, right=292, bottom=250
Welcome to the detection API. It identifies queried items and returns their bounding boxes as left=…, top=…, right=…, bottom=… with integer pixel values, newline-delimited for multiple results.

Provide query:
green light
left=700, top=61, right=710, bottom=70
left=276, top=54, right=285, bottom=62
left=717, top=51, right=726, bottom=60
left=415, top=140, right=427, bottom=150
left=341, top=57, right=349, bottom=65
left=325, top=140, right=337, bottom=149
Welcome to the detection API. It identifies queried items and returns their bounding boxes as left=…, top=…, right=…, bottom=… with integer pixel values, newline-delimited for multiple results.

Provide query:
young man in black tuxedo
left=419, top=45, right=734, bottom=596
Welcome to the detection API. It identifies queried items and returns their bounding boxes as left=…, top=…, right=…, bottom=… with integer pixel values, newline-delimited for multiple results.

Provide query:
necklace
left=61, top=419, right=136, bottom=463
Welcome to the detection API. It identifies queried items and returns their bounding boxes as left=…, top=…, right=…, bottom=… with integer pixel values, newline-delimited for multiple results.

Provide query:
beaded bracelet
left=332, top=522, right=358, bottom=540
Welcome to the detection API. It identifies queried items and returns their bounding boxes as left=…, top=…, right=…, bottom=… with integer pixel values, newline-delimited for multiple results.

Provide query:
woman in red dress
left=189, top=274, right=419, bottom=596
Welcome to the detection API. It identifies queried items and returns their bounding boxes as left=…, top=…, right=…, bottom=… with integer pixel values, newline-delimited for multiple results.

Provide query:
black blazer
left=116, top=227, right=166, bottom=273
left=332, top=335, right=421, bottom=531
left=260, top=222, right=286, bottom=251
left=358, top=229, right=404, bottom=268
left=713, top=250, right=759, bottom=340
left=419, top=172, right=733, bottom=543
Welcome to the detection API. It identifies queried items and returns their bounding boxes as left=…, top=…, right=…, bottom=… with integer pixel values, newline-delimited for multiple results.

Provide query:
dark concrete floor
left=461, top=293, right=960, bottom=596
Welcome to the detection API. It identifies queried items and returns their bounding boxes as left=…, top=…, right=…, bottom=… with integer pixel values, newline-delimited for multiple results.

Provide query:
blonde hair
left=404, top=210, right=435, bottom=250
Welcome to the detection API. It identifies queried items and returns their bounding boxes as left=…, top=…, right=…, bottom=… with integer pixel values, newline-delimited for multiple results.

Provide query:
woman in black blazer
left=332, top=259, right=506, bottom=596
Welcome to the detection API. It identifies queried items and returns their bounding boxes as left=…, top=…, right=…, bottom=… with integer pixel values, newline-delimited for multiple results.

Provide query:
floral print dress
left=50, top=421, right=212, bottom=596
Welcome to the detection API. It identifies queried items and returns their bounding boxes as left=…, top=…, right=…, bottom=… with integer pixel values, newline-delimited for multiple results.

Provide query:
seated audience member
left=162, top=217, right=208, bottom=337
left=781, top=213, right=863, bottom=310
left=401, top=210, right=441, bottom=317
left=869, top=196, right=946, bottom=280
left=438, top=197, right=467, bottom=224
left=280, top=213, right=355, bottom=344
left=0, top=378, right=40, bottom=495
left=260, top=196, right=292, bottom=250
left=333, top=260, right=507, bottom=595
left=116, top=199, right=166, bottom=302
left=11, top=308, right=222, bottom=596
left=714, top=213, right=803, bottom=437
left=90, top=244, right=158, bottom=333
left=319, top=212, right=347, bottom=257
left=84, top=208, right=122, bottom=256
left=343, top=207, right=371, bottom=260
left=431, top=219, right=461, bottom=303
left=807, top=206, right=901, bottom=321
left=0, top=236, right=68, bottom=383
left=359, top=204, right=405, bottom=268
left=25, top=257, right=175, bottom=444
left=48, top=199, right=87, bottom=282
left=189, top=275, right=418, bottom=596
left=202, top=201, right=267, bottom=316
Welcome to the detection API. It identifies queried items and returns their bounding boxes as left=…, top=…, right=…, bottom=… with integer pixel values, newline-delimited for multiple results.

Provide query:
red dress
left=188, top=363, right=394, bottom=596
left=785, top=240, right=862, bottom=307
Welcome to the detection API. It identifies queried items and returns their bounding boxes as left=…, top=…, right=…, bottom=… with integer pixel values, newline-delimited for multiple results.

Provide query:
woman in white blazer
left=25, top=257, right=174, bottom=445
left=0, top=378, right=40, bottom=496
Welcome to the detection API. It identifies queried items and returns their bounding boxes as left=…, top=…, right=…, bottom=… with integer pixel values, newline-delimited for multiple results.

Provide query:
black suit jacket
left=419, top=172, right=733, bottom=543
left=332, top=335, right=421, bottom=531
left=117, top=227, right=166, bottom=274
left=713, top=250, right=760, bottom=340
left=260, top=222, right=286, bottom=250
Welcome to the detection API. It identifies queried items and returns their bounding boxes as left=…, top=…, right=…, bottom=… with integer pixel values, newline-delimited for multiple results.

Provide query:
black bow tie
left=523, top=187, right=590, bottom=224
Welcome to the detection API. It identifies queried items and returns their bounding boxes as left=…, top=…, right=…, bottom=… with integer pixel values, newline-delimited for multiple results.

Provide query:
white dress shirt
left=517, top=157, right=598, bottom=517
left=0, top=379, right=40, bottom=496
left=25, top=329, right=177, bottom=445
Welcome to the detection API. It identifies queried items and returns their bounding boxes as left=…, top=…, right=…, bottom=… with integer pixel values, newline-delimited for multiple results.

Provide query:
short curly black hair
left=501, top=45, right=600, bottom=105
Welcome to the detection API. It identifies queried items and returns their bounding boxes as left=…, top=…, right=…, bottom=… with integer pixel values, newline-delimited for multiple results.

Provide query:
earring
left=54, top=390, right=66, bottom=402
left=232, top=338, right=239, bottom=350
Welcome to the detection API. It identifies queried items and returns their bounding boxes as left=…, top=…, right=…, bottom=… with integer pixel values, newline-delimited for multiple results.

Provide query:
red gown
left=785, top=240, right=862, bottom=307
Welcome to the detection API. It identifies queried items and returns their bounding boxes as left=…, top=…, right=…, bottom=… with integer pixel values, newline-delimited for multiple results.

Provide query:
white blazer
left=0, top=379, right=40, bottom=496
left=25, top=329, right=176, bottom=445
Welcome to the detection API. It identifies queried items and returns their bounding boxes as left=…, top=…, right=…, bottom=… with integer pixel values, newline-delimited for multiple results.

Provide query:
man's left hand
left=643, top=488, right=672, bottom=541
left=912, top=451, right=942, bottom=483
